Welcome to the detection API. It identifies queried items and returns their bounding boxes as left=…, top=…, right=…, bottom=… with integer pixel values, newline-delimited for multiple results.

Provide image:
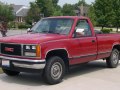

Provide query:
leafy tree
left=36, top=0, right=54, bottom=17
left=62, top=4, right=76, bottom=16
left=78, top=0, right=88, bottom=6
left=88, top=4, right=96, bottom=26
left=53, top=6, right=63, bottom=16
left=25, top=2, right=41, bottom=25
left=26, top=0, right=62, bottom=24
left=0, top=2, right=14, bottom=23
left=52, top=0, right=59, bottom=7
left=73, top=0, right=89, bottom=8
left=94, top=0, right=113, bottom=29
left=111, top=0, right=120, bottom=32
left=52, top=0, right=63, bottom=16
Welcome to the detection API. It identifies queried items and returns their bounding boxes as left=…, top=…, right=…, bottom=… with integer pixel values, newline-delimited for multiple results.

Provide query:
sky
left=0, top=0, right=95, bottom=6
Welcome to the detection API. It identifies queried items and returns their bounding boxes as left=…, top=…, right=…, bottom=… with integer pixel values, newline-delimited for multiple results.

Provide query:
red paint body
left=0, top=16, right=120, bottom=66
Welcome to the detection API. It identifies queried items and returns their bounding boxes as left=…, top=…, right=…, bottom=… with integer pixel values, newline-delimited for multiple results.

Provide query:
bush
left=101, top=28, right=113, bottom=33
left=0, top=68, right=3, bottom=74
left=8, top=22, right=16, bottom=29
left=18, top=24, right=32, bottom=29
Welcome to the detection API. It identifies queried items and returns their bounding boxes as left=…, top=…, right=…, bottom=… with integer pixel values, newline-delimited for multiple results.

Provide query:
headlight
left=23, top=45, right=41, bottom=57
left=25, top=45, right=36, bottom=50
left=26, top=45, right=30, bottom=50
left=32, top=46, right=36, bottom=50
left=24, top=52, right=36, bottom=57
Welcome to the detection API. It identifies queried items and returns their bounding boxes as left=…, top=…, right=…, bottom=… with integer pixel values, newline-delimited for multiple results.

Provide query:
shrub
left=8, top=22, right=15, bottom=29
left=0, top=68, right=3, bottom=74
left=18, top=24, right=32, bottom=29
left=101, top=28, right=113, bottom=33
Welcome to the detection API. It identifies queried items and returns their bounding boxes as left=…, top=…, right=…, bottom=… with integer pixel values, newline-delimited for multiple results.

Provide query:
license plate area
left=2, top=60, right=10, bottom=67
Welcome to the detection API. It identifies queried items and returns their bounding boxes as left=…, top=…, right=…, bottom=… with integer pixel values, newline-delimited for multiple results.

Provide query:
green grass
left=0, top=68, right=3, bottom=74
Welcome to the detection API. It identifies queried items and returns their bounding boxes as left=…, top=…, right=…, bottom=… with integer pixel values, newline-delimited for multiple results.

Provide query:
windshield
left=31, top=18, right=74, bottom=35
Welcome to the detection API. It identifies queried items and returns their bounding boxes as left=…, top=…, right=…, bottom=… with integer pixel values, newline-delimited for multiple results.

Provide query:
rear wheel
left=106, top=49, right=119, bottom=68
left=2, top=68, right=20, bottom=76
left=43, top=56, right=65, bottom=85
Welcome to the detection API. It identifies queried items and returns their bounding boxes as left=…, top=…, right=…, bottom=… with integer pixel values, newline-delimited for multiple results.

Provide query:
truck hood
left=0, top=33, right=68, bottom=44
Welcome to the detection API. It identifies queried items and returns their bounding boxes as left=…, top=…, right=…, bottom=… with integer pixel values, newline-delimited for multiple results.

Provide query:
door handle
left=92, top=40, right=95, bottom=43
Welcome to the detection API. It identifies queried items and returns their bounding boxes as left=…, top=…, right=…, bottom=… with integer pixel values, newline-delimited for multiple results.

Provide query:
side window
left=75, top=20, right=92, bottom=37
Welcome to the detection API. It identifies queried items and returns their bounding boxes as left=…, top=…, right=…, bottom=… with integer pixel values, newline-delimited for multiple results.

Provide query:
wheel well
left=113, top=45, right=120, bottom=51
left=46, top=49, right=69, bottom=70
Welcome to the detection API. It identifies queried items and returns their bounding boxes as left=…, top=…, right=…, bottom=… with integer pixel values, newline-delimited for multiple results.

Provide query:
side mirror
left=74, top=28, right=85, bottom=38
left=76, top=29, right=85, bottom=34
left=27, top=28, right=32, bottom=33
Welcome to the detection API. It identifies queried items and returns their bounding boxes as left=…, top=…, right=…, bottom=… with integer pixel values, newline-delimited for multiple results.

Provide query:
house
left=75, top=4, right=89, bottom=16
left=11, top=4, right=29, bottom=22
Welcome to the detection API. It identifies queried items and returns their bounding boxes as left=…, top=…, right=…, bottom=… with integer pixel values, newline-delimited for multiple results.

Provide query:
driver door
left=70, top=19, right=97, bottom=65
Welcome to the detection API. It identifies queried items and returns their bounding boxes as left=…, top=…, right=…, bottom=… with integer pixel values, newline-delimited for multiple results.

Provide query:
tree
left=25, top=2, right=41, bottom=25
left=73, top=0, right=89, bottom=8
left=52, top=0, right=63, bottom=16
left=36, top=0, right=54, bottom=17
left=62, top=4, right=76, bottom=16
left=111, top=0, right=120, bottom=32
left=0, top=2, right=14, bottom=23
left=93, top=0, right=113, bottom=29
left=78, top=0, right=88, bottom=6
left=52, top=0, right=59, bottom=7
left=88, top=4, right=96, bottom=26
left=53, top=5, right=63, bottom=16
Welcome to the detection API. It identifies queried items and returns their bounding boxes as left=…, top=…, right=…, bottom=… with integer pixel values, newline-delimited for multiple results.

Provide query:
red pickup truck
left=0, top=16, right=120, bottom=84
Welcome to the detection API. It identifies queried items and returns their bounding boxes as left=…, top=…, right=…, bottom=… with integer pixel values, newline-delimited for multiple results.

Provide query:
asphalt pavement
left=0, top=30, right=27, bottom=37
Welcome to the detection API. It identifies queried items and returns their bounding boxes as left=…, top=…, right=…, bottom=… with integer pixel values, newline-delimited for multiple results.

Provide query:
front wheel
left=106, top=49, right=119, bottom=68
left=2, top=68, right=20, bottom=76
left=43, top=56, right=65, bottom=85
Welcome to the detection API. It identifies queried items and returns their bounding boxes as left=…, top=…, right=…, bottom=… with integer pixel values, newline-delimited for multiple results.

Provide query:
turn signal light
left=36, top=45, right=41, bottom=57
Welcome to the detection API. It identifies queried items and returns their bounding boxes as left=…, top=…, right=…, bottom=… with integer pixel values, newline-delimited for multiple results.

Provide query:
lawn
left=0, top=68, right=3, bottom=74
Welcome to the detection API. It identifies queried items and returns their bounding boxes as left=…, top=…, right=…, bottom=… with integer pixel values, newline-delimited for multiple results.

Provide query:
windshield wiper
left=31, top=30, right=61, bottom=34
left=31, top=31, right=39, bottom=33
left=42, top=31, right=49, bottom=33
left=51, top=32, right=60, bottom=34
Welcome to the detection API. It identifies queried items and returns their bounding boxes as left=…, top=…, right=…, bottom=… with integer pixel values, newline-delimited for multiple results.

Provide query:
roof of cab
left=44, top=16, right=88, bottom=19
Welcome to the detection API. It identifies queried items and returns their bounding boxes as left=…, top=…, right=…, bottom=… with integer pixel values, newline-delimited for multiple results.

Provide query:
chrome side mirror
left=27, top=28, right=32, bottom=33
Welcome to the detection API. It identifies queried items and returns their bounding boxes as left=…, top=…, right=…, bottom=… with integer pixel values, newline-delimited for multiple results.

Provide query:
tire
left=2, top=68, right=20, bottom=76
left=43, top=56, right=65, bottom=85
left=106, top=49, right=119, bottom=68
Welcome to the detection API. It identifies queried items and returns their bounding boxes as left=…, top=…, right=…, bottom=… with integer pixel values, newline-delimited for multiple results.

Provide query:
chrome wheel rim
left=51, top=62, right=62, bottom=80
left=112, top=51, right=119, bottom=64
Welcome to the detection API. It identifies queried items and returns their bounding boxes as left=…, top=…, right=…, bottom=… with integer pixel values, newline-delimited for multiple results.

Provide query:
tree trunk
left=102, top=26, right=104, bottom=30
left=116, top=27, right=119, bottom=32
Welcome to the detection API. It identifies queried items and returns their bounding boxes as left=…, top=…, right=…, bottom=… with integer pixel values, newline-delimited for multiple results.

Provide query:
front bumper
left=0, top=56, right=46, bottom=70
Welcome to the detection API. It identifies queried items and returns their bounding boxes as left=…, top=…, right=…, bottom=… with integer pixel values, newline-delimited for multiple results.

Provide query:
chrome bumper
left=0, top=56, right=46, bottom=69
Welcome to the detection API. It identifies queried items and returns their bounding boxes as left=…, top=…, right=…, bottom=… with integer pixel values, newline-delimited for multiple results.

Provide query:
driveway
left=0, top=60, right=120, bottom=90
left=0, top=30, right=27, bottom=37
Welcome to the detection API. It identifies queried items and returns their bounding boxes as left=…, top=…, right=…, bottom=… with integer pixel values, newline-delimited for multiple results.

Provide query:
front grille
left=1, top=43, right=21, bottom=56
